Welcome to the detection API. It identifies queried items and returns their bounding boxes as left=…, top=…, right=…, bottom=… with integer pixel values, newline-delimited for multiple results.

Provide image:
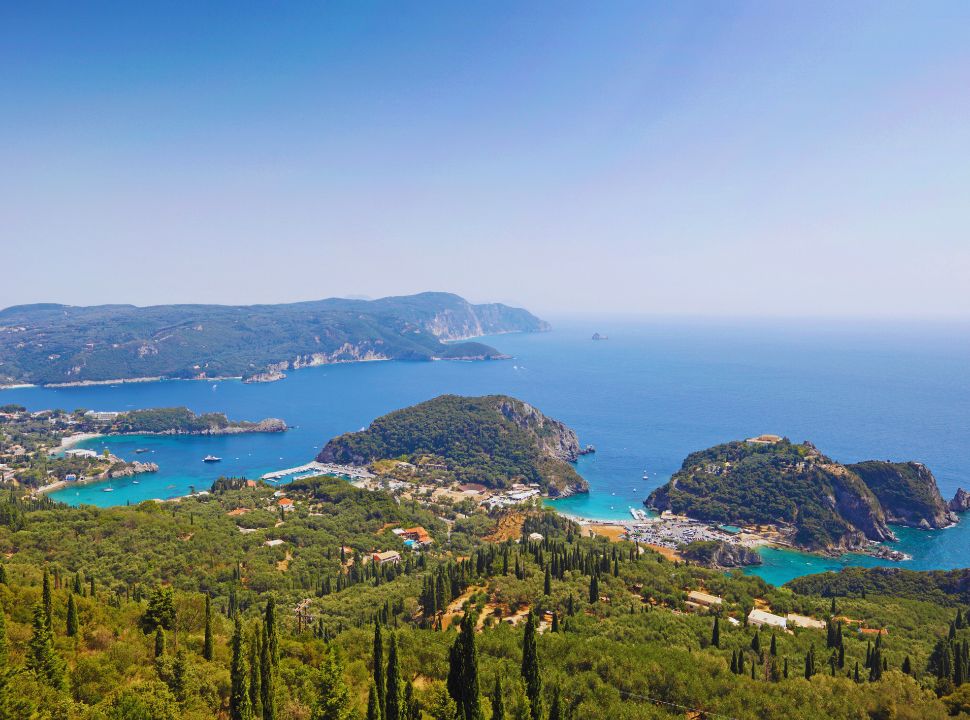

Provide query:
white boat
left=102, top=487, right=114, bottom=492
left=203, top=455, right=222, bottom=463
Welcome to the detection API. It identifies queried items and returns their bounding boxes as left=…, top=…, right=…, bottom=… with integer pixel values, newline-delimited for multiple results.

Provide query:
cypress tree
left=551, top=612, right=559, bottom=633
left=250, top=628, right=263, bottom=719
left=711, top=616, right=720, bottom=648
left=837, top=642, right=845, bottom=669
left=203, top=594, right=214, bottom=661
left=366, top=683, right=382, bottom=720
left=42, top=568, right=53, bottom=631
left=490, top=676, right=505, bottom=720
left=783, top=657, right=788, bottom=679
left=27, top=603, right=64, bottom=689
left=260, top=622, right=276, bottom=720
left=403, top=680, right=419, bottom=720
left=902, top=655, right=912, bottom=675
left=751, top=631, right=761, bottom=655
left=264, top=598, right=278, bottom=663
left=738, top=651, right=745, bottom=675
left=543, top=567, right=551, bottom=596
left=521, top=611, right=542, bottom=720
left=769, top=632, right=777, bottom=657
left=155, top=626, right=165, bottom=657
left=171, top=650, right=188, bottom=704
left=72, top=572, right=82, bottom=595
left=751, top=660, right=756, bottom=679
left=588, top=574, right=598, bottom=604
left=854, top=661, right=860, bottom=683
left=0, top=607, right=9, bottom=717
left=869, top=646, right=882, bottom=682
left=229, top=616, right=252, bottom=720
left=373, top=622, right=385, bottom=715
left=548, top=686, right=562, bottom=720
left=66, top=593, right=79, bottom=637
left=730, top=650, right=737, bottom=674
left=386, top=634, right=402, bottom=720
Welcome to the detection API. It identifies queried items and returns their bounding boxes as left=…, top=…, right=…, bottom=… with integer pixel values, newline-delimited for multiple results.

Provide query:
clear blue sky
left=2, top=2, right=968, bottom=317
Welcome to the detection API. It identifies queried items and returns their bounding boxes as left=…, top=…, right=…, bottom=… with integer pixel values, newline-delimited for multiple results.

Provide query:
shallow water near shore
left=3, top=317, right=969, bottom=584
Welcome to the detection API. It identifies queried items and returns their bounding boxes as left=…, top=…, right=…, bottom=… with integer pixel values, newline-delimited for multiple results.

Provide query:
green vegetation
left=787, top=567, right=970, bottom=606
left=0, top=474, right=963, bottom=718
left=319, top=395, right=589, bottom=496
left=646, top=438, right=954, bottom=551
left=111, top=406, right=284, bottom=434
left=0, top=293, right=547, bottom=385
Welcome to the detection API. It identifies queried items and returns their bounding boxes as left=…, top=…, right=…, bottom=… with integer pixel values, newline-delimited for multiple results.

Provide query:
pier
left=261, top=461, right=374, bottom=481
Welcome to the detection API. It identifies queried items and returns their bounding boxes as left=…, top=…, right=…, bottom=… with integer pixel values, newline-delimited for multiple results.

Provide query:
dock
left=261, top=461, right=374, bottom=481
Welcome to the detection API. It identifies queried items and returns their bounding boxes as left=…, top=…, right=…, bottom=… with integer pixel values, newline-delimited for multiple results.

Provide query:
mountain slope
left=317, top=394, right=589, bottom=496
left=0, top=292, right=547, bottom=385
left=847, top=460, right=957, bottom=529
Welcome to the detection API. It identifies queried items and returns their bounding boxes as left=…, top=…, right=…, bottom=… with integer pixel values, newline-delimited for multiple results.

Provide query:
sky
left=2, top=2, right=969, bottom=318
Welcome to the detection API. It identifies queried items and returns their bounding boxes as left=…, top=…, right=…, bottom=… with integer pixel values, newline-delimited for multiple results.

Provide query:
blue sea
left=3, top=318, right=968, bottom=586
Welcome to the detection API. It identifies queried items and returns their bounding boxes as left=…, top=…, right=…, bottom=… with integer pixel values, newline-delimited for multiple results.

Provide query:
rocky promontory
left=847, top=460, right=957, bottom=529
left=681, top=540, right=762, bottom=568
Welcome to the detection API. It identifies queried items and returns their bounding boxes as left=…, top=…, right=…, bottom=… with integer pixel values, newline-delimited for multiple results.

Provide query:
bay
left=3, top=317, right=968, bottom=585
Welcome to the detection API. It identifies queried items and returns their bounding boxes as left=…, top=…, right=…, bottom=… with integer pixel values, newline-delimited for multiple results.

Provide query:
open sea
left=2, top=317, right=968, bottom=586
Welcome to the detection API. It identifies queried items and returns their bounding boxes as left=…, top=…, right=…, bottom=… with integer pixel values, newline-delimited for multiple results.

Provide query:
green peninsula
left=318, top=394, right=589, bottom=496
left=646, top=437, right=959, bottom=553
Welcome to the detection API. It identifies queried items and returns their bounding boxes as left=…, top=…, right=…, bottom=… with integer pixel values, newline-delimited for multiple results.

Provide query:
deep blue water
left=2, top=318, right=968, bottom=585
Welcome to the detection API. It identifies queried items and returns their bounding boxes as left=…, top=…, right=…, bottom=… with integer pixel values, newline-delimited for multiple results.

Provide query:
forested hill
left=787, top=566, right=970, bottom=606
left=318, top=394, right=589, bottom=496
left=0, top=292, right=548, bottom=385
left=646, top=438, right=958, bottom=552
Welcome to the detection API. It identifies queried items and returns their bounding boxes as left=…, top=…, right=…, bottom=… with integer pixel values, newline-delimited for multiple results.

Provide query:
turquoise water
left=2, top=318, right=968, bottom=584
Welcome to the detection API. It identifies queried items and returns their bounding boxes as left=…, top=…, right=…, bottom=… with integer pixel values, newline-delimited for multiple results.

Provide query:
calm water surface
left=3, top=318, right=968, bottom=585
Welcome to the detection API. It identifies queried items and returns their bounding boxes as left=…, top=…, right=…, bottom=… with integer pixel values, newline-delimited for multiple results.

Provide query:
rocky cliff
left=848, top=461, right=958, bottom=529
left=951, top=488, right=970, bottom=513
left=681, top=540, right=762, bottom=568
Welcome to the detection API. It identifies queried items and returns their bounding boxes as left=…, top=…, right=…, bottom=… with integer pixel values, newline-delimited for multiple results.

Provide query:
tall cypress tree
left=490, top=676, right=505, bottom=720
left=229, top=616, right=252, bottom=720
left=769, top=632, right=777, bottom=657
left=373, top=621, right=386, bottom=716
left=0, top=608, right=9, bottom=717
left=366, top=682, right=382, bottom=720
left=27, top=603, right=64, bottom=689
left=385, top=634, right=402, bottom=720
left=260, top=622, right=276, bottom=720
left=155, top=627, right=165, bottom=657
left=548, top=686, right=562, bottom=720
left=711, top=616, right=720, bottom=648
left=203, top=594, right=214, bottom=661
left=66, top=593, right=79, bottom=637
left=543, top=567, right=551, bottom=596
left=41, top=568, right=53, bottom=631
left=588, top=574, right=598, bottom=604
left=250, top=627, right=263, bottom=719
left=521, top=611, right=542, bottom=720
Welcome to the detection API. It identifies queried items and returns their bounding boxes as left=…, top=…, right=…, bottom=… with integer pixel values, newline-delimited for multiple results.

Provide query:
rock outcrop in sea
left=951, top=488, right=970, bottom=513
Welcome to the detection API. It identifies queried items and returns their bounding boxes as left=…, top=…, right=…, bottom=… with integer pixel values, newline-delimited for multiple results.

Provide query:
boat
left=102, top=487, right=114, bottom=492
left=134, top=448, right=150, bottom=454
left=203, top=455, right=222, bottom=463
left=132, top=480, right=139, bottom=485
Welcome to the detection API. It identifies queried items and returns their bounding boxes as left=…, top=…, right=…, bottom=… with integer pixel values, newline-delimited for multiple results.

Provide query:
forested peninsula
left=646, top=437, right=960, bottom=553
left=318, top=394, right=589, bottom=497
left=0, top=292, right=548, bottom=385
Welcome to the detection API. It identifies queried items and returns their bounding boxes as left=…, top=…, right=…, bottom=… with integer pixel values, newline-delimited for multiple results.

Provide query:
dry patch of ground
left=277, top=551, right=292, bottom=572
left=485, top=511, right=525, bottom=542
left=582, top=523, right=626, bottom=542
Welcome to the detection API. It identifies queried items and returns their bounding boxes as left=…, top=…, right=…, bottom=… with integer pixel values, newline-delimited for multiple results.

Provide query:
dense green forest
left=0, top=293, right=547, bottom=385
left=318, top=395, right=588, bottom=496
left=111, top=407, right=285, bottom=434
left=646, top=439, right=956, bottom=551
left=0, top=477, right=966, bottom=718
left=787, top=567, right=970, bottom=606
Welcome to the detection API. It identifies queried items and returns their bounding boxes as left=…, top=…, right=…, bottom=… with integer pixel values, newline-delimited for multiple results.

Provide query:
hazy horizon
left=3, top=2, right=969, bottom=319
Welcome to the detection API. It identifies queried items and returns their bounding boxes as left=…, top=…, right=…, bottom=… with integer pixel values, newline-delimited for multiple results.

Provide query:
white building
left=748, top=608, right=787, bottom=629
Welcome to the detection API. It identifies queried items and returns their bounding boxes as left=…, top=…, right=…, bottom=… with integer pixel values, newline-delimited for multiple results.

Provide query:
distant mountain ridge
left=0, top=292, right=548, bottom=385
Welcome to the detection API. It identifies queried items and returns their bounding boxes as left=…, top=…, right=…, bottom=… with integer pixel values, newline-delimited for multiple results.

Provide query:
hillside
left=318, top=394, right=589, bottom=496
left=0, top=478, right=964, bottom=719
left=0, top=292, right=548, bottom=385
left=646, top=439, right=894, bottom=552
left=787, top=566, right=970, bottom=606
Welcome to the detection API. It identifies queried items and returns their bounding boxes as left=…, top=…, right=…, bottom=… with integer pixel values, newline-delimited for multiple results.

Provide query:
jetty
left=261, top=461, right=374, bottom=481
